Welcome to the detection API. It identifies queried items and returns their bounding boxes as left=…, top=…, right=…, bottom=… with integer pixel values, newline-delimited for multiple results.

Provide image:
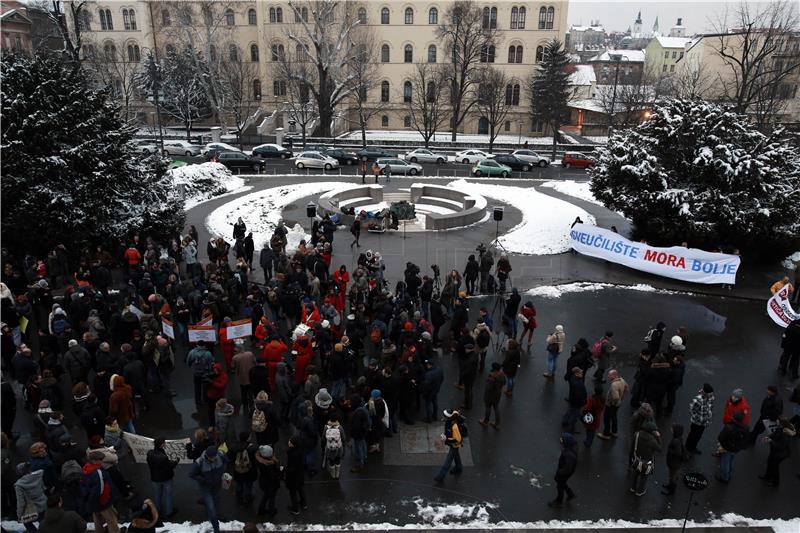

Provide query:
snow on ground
left=205, top=182, right=355, bottom=251
left=526, top=282, right=685, bottom=298
left=782, top=251, right=800, bottom=269
left=540, top=180, right=601, bottom=206
left=447, top=180, right=595, bottom=255
left=169, top=162, right=246, bottom=209
left=336, top=130, right=555, bottom=146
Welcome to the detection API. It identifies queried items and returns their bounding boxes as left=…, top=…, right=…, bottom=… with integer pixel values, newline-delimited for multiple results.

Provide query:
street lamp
left=360, top=155, right=368, bottom=185
left=607, top=53, right=629, bottom=137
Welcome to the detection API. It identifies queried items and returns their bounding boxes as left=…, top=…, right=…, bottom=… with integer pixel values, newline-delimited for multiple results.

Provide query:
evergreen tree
left=1, top=54, right=184, bottom=257
left=529, top=39, right=573, bottom=158
left=589, top=99, right=800, bottom=255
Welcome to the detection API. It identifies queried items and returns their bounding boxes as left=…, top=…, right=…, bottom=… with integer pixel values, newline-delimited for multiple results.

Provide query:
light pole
left=517, top=120, right=523, bottom=147
left=606, top=53, right=629, bottom=137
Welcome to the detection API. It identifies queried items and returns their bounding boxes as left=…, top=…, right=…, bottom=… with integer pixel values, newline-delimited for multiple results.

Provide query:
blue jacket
left=190, top=453, right=227, bottom=492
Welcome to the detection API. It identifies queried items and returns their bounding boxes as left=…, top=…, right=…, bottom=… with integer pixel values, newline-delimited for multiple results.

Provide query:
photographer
left=479, top=249, right=494, bottom=294
left=464, top=255, right=479, bottom=296
left=420, top=275, right=434, bottom=320
left=404, top=263, right=422, bottom=303
left=496, top=253, right=512, bottom=293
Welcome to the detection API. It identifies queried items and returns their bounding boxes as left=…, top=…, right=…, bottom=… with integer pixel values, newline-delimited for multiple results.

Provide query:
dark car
left=217, top=152, right=266, bottom=172
left=252, top=143, right=292, bottom=159
left=489, top=154, right=533, bottom=172
left=322, top=148, right=359, bottom=166
left=356, top=147, right=395, bottom=161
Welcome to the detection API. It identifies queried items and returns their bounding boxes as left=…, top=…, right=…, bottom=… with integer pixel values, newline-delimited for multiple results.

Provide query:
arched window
left=179, top=8, right=191, bottom=25
left=301, top=7, right=308, bottom=21
left=508, top=45, right=523, bottom=63
left=209, top=45, right=217, bottom=61
left=426, top=81, right=436, bottom=102
left=105, top=9, right=113, bottom=29
left=276, top=7, right=283, bottom=22
left=546, top=7, right=554, bottom=29
left=127, top=44, right=140, bottom=62
left=510, top=7, right=518, bottom=29
left=229, top=44, right=238, bottom=61
left=103, top=42, right=116, bottom=60
left=404, top=44, right=413, bottom=63
left=428, top=7, right=438, bottom=24
left=271, top=43, right=285, bottom=61
left=380, top=81, right=390, bottom=102
left=403, top=81, right=412, bottom=102
left=99, top=9, right=113, bottom=30
left=536, top=45, right=544, bottom=62
left=427, top=44, right=437, bottom=63
left=123, top=9, right=130, bottom=30
left=225, top=8, right=234, bottom=25
left=490, top=7, right=497, bottom=28
left=480, top=44, right=495, bottom=63
left=404, top=7, right=413, bottom=24
left=248, top=8, right=257, bottom=24
left=273, top=80, right=286, bottom=96
left=165, top=43, right=175, bottom=55
left=83, top=44, right=95, bottom=58
left=79, top=11, right=91, bottom=31
left=129, top=9, right=137, bottom=30
left=269, top=7, right=276, bottom=23
left=512, top=83, right=520, bottom=105
left=296, top=43, right=306, bottom=60
left=505, top=84, right=513, bottom=105
left=381, top=115, right=389, bottom=127
left=538, top=7, right=546, bottom=29
left=482, top=7, right=489, bottom=29
left=358, top=7, right=366, bottom=23
left=381, top=44, right=390, bottom=62
left=518, top=7, right=526, bottom=28
left=253, top=79, right=261, bottom=100
left=250, top=44, right=259, bottom=61
left=161, top=9, right=171, bottom=26
left=381, top=7, right=389, bottom=24
left=404, top=116, right=412, bottom=127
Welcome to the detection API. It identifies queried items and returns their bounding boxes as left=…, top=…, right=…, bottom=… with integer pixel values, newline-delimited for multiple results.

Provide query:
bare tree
left=595, top=72, right=654, bottom=129
left=672, top=57, right=714, bottom=100
left=85, top=42, right=142, bottom=122
left=475, top=67, right=511, bottom=153
left=217, top=45, right=261, bottom=149
left=711, top=0, right=800, bottom=130
left=437, top=0, right=498, bottom=141
left=403, top=63, right=449, bottom=148
left=30, top=0, right=88, bottom=71
left=346, top=29, right=384, bottom=148
left=276, top=57, right=318, bottom=149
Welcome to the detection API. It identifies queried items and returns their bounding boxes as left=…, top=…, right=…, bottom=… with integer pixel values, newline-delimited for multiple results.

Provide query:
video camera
left=476, top=243, right=487, bottom=256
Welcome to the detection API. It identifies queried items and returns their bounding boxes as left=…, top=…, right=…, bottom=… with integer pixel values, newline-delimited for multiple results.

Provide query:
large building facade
left=65, top=0, right=568, bottom=137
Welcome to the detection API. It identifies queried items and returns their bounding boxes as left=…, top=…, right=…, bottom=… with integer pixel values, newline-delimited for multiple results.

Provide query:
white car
left=511, top=149, right=550, bottom=167
left=133, top=139, right=160, bottom=155
left=453, top=149, right=490, bottom=164
left=294, top=151, right=340, bottom=170
left=402, top=148, right=448, bottom=164
left=162, top=140, right=202, bottom=156
left=376, top=158, right=423, bottom=175
left=202, top=142, right=241, bottom=156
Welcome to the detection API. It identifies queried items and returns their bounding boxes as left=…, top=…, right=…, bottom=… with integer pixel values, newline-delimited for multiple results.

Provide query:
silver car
left=376, top=158, right=423, bottom=175
left=294, top=151, right=340, bottom=170
left=162, top=140, right=202, bottom=156
left=402, top=148, right=448, bottom=164
left=511, top=149, right=550, bottom=167
left=133, top=139, right=160, bottom=155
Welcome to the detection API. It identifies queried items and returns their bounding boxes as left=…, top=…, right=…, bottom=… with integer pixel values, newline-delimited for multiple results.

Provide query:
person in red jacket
left=254, top=317, right=274, bottom=348
left=108, top=374, right=135, bottom=434
left=293, top=336, right=313, bottom=385
left=722, top=388, right=750, bottom=426
left=219, top=317, right=235, bottom=369
left=205, top=363, right=228, bottom=425
left=123, top=245, right=141, bottom=280
left=332, top=266, right=350, bottom=313
left=581, top=384, right=606, bottom=447
left=262, top=338, right=288, bottom=389
left=518, top=301, right=537, bottom=348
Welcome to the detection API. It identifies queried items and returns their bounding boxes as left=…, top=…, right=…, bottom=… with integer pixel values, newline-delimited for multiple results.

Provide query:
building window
left=248, top=8, right=257, bottom=24
left=672, top=51, right=677, bottom=59
left=428, top=44, right=437, bottom=63
left=301, top=7, right=308, bottom=21
left=276, top=7, right=283, bottom=22
left=179, top=8, right=191, bottom=25
left=104, top=42, right=116, bottom=60
left=78, top=11, right=91, bottom=31
left=428, top=7, right=438, bottom=24
left=535, top=45, right=544, bottom=62
left=161, top=9, right=171, bottom=26
left=269, top=7, right=276, bottom=22
left=225, top=8, right=234, bottom=26
left=381, top=8, right=390, bottom=24
left=538, top=7, right=546, bottom=29
left=358, top=7, right=366, bottom=23
left=229, top=44, right=238, bottom=61
left=253, top=79, right=261, bottom=99
left=271, top=44, right=284, bottom=61
left=546, top=7, right=554, bottom=29
left=482, top=7, right=497, bottom=29
left=403, top=81, right=412, bottom=102
left=664, top=51, right=669, bottom=58
left=381, top=44, right=390, bottom=62
left=511, top=7, right=518, bottom=29
left=670, top=64, right=675, bottom=72
left=679, top=51, right=684, bottom=59
left=251, top=44, right=259, bottom=61
left=127, top=44, right=140, bottom=62
left=405, top=7, right=413, bottom=24
left=381, top=81, right=390, bottom=102
left=83, top=44, right=95, bottom=58
left=508, top=45, right=523, bottom=63
left=404, top=116, right=412, bottom=127
left=123, top=9, right=130, bottom=29
left=296, top=43, right=307, bottom=60
left=99, top=8, right=113, bottom=30
left=518, top=7, right=526, bottom=28
left=404, top=44, right=413, bottom=63
left=505, top=84, right=520, bottom=105
left=532, top=117, right=543, bottom=132
left=426, top=81, right=436, bottom=102
left=662, top=64, right=668, bottom=72
left=480, top=44, right=495, bottom=63
left=381, top=115, right=389, bottom=127
left=273, top=80, right=286, bottom=96
left=504, top=120, right=511, bottom=131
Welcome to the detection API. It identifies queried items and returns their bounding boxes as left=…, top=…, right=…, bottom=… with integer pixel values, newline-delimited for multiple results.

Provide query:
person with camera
left=479, top=248, right=494, bottom=294
left=463, top=255, right=479, bottom=296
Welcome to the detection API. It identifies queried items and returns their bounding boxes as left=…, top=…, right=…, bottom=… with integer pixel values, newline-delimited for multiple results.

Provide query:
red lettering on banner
left=644, top=249, right=685, bottom=268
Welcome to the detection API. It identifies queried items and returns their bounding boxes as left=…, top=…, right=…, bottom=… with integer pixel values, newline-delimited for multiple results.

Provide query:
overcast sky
left=567, top=1, right=741, bottom=34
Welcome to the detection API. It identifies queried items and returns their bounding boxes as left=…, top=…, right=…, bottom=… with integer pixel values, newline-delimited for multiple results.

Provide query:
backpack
left=234, top=448, right=252, bottom=474
left=456, top=417, right=469, bottom=439
left=643, top=328, right=656, bottom=343
left=370, top=325, right=382, bottom=344
left=325, top=426, right=343, bottom=453
left=52, top=316, right=68, bottom=334
left=592, top=338, right=608, bottom=358
left=476, top=328, right=491, bottom=348
left=251, top=408, right=267, bottom=433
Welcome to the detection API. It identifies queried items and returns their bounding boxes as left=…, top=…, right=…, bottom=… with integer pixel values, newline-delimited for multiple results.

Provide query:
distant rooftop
left=589, top=49, right=646, bottom=63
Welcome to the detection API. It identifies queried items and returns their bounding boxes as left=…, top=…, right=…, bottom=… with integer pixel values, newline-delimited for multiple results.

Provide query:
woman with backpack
left=543, top=325, right=566, bottom=379
left=322, top=413, right=346, bottom=479
left=252, top=391, right=279, bottom=446
left=227, top=432, right=257, bottom=504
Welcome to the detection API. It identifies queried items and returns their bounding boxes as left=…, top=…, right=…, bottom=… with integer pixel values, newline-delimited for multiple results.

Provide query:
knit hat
left=315, top=388, right=333, bottom=408
left=334, top=343, right=343, bottom=352
left=670, top=335, right=683, bottom=346
left=205, top=446, right=218, bottom=457
left=38, top=400, right=51, bottom=410
left=421, top=331, right=432, bottom=340
left=258, top=445, right=273, bottom=458
left=321, top=320, right=330, bottom=329
left=255, top=390, right=269, bottom=402
left=121, top=343, right=133, bottom=353
left=29, top=442, right=47, bottom=456
left=371, top=389, right=381, bottom=399
left=555, top=325, right=564, bottom=332
left=347, top=314, right=356, bottom=321
left=404, top=322, right=413, bottom=331
left=443, top=409, right=459, bottom=418
left=731, top=388, right=743, bottom=399
left=68, top=339, right=78, bottom=348
left=340, top=335, right=350, bottom=346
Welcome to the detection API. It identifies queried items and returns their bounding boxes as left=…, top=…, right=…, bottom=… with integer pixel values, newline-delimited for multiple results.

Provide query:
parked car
left=294, top=151, right=340, bottom=170
left=162, top=140, right=202, bottom=156
left=376, top=158, right=423, bottom=176
left=356, top=147, right=395, bottom=161
left=202, top=142, right=241, bottom=156
left=511, top=149, right=550, bottom=167
left=487, top=154, right=532, bottom=172
left=252, top=143, right=293, bottom=159
left=133, top=139, right=160, bottom=155
left=471, top=159, right=511, bottom=178
left=453, top=149, right=490, bottom=164
left=217, top=152, right=266, bottom=172
left=321, top=148, right=360, bottom=166
left=561, top=151, right=595, bottom=169
left=402, top=148, right=448, bottom=164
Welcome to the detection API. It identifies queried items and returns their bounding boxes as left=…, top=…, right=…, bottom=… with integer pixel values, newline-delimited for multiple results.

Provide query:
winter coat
left=85, top=445, right=118, bottom=470
left=15, top=470, right=47, bottom=519
left=190, top=452, right=227, bottom=493
left=758, top=394, right=783, bottom=421
left=722, top=397, right=751, bottom=427
left=568, top=375, right=587, bottom=408
left=554, top=438, right=578, bottom=481
left=273, top=363, right=292, bottom=405
left=45, top=419, right=70, bottom=452
left=285, top=446, right=305, bottom=489
left=421, top=366, right=444, bottom=399
left=147, top=447, right=178, bottom=482
left=643, top=361, right=671, bottom=401
left=206, top=364, right=228, bottom=401
left=631, top=424, right=662, bottom=461
left=718, top=420, right=749, bottom=453
left=781, top=319, right=800, bottom=354
left=28, top=455, right=57, bottom=490
left=606, top=377, right=629, bottom=407
left=64, top=345, right=91, bottom=382
left=666, top=427, right=685, bottom=470
left=214, top=403, right=236, bottom=446
left=349, top=405, right=371, bottom=440
left=80, top=462, right=114, bottom=513
left=228, top=442, right=258, bottom=483
left=185, top=346, right=214, bottom=378
left=231, top=351, right=256, bottom=386
left=108, top=375, right=134, bottom=426
left=37, top=506, right=87, bottom=533
left=689, top=392, right=714, bottom=427
left=501, top=345, right=521, bottom=378
left=255, top=454, right=281, bottom=491
left=581, top=395, right=605, bottom=431
left=322, top=421, right=346, bottom=466
left=766, top=424, right=796, bottom=462
left=483, top=371, right=507, bottom=405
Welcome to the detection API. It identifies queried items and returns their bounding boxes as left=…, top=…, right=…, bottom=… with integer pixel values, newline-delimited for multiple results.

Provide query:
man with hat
left=189, top=446, right=227, bottom=533
left=750, top=385, right=784, bottom=445
left=548, top=433, right=578, bottom=507
left=434, top=409, right=465, bottom=483
left=147, top=437, right=179, bottom=519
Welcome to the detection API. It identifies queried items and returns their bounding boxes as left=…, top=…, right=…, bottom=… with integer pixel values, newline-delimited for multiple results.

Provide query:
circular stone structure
left=317, top=183, right=487, bottom=231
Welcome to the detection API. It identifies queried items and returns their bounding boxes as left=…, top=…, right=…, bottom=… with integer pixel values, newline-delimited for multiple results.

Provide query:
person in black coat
left=255, top=445, right=281, bottom=517
left=645, top=322, right=666, bottom=355
left=750, top=385, right=784, bottom=444
left=548, top=433, right=578, bottom=507
left=643, top=355, right=672, bottom=417
left=778, top=318, right=800, bottom=380
left=429, top=295, right=446, bottom=347
left=759, top=417, right=796, bottom=487
left=285, top=436, right=306, bottom=515
left=421, top=361, right=444, bottom=423
left=463, top=255, right=479, bottom=296
left=146, top=438, right=178, bottom=519
left=665, top=355, right=685, bottom=415
left=227, top=432, right=258, bottom=504
left=244, top=233, right=255, bottom=266
left=348, top=396, right=371, bottom=473
left=629, top=349, right=652, bottom=409
left=503, top=288, right=521, bottom=337
left=563, top=368, right=588, bottom=433
left=563, top=340, right=593, bottom=382
left=662, top=424, right=685, bottom=495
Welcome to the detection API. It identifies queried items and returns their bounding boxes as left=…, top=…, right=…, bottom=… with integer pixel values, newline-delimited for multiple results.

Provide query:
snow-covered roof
left=589, top=49, right=645, bottom=63
left=570, top=25, right=605, bottom=32
left=568, top=99, right=607, bottom=113
left=569, top=65, right=597, bottom=86
left=655, top=36, right=692, bottom=49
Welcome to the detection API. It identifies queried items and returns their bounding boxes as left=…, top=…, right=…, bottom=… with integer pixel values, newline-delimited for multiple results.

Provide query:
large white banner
left=225, top=319, right=252, bottom=340
left=122, top=433, right=192, bottom=464
left=570, top=224, right=741, bottom=285
left=767, top=284, right=799, bottom=327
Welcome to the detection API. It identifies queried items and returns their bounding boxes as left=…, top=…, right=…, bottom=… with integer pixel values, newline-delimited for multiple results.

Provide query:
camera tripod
left=489, top=218, right=509, bottom=255
left=489, top=288, right=510, bottom=355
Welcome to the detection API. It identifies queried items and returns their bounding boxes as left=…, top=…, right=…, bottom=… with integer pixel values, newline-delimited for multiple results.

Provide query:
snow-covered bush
left=589, top=99, right=800, bottom=256
left=169, top=162, right=245, bottom=209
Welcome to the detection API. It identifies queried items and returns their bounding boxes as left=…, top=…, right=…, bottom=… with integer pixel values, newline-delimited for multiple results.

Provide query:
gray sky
left=567, top=1, right=741, bottom=34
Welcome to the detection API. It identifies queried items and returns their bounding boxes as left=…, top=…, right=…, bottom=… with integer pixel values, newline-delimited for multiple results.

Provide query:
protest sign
left=224, top=319, right=252, bottom=340
left=161, top=318, right=175, bottom=340
left=188, top=325, right=216, bottom=343
left=767, top=284, right=799, bottom=327
left=122, top=433, right=192, bottom=464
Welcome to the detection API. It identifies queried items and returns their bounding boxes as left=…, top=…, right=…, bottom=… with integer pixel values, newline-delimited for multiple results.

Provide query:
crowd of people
left=1, top=215, right=799, bottom=532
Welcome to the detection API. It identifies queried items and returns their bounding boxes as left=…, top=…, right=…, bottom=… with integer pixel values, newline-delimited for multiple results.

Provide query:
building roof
left=570, top=25, right=605, bottom=33
left=589, top=49, right=646, bottom=63
left=0, top=8, right=31, bottom=24
left=655, top=36, right=692, bottom=49
left=568, top=65, right=597, bottom=86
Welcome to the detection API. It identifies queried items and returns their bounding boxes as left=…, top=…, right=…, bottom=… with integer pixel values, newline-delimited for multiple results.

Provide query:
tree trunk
left=360, top=113, right=367, bottom=148
left=489, top=125, right=495, bottom=154
left=301, top=125, right=307, bottom=149
left=551, top=128, right=558, bottom=160
left=185, top=120, right=192, bottom=143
